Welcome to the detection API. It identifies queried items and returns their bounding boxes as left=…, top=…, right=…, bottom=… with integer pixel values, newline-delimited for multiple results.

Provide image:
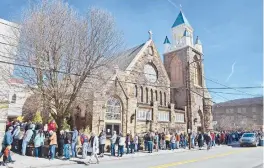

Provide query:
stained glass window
left=105, top=97, right=121, bottom=120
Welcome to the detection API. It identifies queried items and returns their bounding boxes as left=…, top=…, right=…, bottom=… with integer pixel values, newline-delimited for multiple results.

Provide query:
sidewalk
left=7, top=145, right=229, bottom=168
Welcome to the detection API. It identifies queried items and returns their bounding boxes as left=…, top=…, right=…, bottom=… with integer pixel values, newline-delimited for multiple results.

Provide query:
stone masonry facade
left=84, top=40, right=187, bottom=136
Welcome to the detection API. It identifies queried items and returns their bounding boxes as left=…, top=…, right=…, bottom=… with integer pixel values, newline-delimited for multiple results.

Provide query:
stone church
left=77, top=10, right=213, bottom=136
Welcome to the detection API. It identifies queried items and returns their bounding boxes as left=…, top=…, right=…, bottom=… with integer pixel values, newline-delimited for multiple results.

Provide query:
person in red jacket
left=210, top=132, right=216, bottom=147
left=48, top=120, right=56, bottom=132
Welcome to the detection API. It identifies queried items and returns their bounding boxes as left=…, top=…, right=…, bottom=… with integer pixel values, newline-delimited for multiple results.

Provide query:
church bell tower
left=163, top=10, right=213, bottom=132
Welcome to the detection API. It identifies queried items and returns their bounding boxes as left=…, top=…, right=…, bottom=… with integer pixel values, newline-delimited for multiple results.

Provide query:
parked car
left=239, top=133, right=259, bottom=147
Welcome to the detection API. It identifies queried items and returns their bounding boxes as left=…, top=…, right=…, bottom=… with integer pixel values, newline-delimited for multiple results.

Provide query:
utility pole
left=186, top=61, right=192, bottom=150
left=186, top=59, right=204, bottom=150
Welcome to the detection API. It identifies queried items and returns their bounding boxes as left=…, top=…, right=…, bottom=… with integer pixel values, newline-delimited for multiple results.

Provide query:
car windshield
left=243, top=133, right=254, bottom=138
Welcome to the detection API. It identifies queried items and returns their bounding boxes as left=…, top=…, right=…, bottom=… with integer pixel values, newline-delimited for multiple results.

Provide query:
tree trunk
left=56, top=117, right=63, bottom=138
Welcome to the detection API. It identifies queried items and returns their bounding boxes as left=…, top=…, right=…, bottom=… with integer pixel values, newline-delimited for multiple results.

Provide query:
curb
left=13, top=145, right=231, bottom=168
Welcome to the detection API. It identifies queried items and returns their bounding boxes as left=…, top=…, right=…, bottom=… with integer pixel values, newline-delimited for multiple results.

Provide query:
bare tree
left=12, top=0, right=123, bottom=132
left=216, top=116, right=234, bottom=131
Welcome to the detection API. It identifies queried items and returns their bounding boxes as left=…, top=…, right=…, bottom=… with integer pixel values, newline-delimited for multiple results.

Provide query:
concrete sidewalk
left=6, top=145, right=228, bottom=168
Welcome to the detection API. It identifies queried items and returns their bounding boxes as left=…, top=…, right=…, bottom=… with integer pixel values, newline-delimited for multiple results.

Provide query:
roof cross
left=148, top=30, right=153, bottom=40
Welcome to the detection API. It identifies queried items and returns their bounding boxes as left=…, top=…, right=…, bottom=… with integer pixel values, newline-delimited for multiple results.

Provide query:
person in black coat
left=58, top=130, right=65, bottom=157
left=197, top=132, right=204, bottom=150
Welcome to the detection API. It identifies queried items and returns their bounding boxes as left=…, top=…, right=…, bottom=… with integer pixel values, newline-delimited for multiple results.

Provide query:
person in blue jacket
left=71, top=127, right=78, bottom=157
left=0, top=127, right=15, bottom=165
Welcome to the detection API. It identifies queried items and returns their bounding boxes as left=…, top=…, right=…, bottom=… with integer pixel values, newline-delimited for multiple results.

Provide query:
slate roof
left=163, top=36, right=171, bottom=44
left=172, top=11, right=192, bottom=28
left=213, top=97, right=263, bottom=107
left=113, top=43, right=145, bottom=71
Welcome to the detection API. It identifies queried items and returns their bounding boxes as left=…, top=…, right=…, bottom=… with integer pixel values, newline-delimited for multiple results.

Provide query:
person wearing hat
left=0, top=127, right=14, bottom=165
left=22, top=124, right=34, bottom=155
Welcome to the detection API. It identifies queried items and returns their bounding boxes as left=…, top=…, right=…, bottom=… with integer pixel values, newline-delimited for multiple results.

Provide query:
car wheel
left=240, top=144, right=243, bottom=147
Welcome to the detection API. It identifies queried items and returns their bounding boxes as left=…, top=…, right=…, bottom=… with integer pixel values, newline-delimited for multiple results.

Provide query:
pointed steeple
left=195, top=36, right=202, bottom=45
left=172, top=11, right=191, bottom=28
left=163, top=36, right=171, bottom=44
left=183, top=28, right=190, bottom=37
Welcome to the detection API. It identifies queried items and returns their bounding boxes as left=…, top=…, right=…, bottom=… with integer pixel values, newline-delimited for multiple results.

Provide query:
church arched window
left=150, top=89, right=153, bottom=103
left=105, top=97, right=122, bottom=120
left=193, top=56, right=202, bottom=86
left=146, top=88, right=148, bottom=103
left=170, top=57, right=183, bottom=84
left=164, top=92, right=166, bottom=106
left=135, top=85, right=138, bottom=97
left=140, top=86, right=143, bottom=102
left=155, top=90, right=158, bottom=101
left=159, top=91, right=162, bottom=106
left=11, top=94, right=16, bottom=103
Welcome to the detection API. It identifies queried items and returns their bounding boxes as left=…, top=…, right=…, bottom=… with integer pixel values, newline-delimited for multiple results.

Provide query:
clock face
left=144, top=64, right=157, bottom=83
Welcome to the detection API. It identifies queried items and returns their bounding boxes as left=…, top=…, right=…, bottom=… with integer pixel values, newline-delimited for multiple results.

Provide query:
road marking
left=149, top=148, right=252, bottom=168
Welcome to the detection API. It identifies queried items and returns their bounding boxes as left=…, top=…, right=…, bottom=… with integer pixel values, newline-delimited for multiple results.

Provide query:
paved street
left=58, top=146, right=263, bottom=168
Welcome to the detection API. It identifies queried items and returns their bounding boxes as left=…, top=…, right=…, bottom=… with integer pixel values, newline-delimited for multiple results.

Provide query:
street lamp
left=186, top=58, right=203, bottom=150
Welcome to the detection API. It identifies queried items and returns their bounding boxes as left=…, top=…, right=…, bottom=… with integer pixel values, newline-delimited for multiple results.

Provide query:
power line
left=205, top=86, right=263, bottom=90
left=209, top=91, right=263, bottom=96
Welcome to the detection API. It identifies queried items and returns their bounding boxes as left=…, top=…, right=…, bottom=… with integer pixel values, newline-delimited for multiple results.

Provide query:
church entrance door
left=104, top=96, right=122, bottom=137
left=105, top=123, right=120, bottom=138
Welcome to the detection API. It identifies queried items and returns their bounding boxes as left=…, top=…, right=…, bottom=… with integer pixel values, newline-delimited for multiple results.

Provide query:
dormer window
left=11, top=94, right=16, bottom=103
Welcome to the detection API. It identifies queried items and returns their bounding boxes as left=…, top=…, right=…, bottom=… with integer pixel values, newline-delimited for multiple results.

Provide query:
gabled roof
left=171, top=11, right=192, bottom=28
left=113, top=43, right=145, bottom=71
left=163, top=36, right=171, bottom=44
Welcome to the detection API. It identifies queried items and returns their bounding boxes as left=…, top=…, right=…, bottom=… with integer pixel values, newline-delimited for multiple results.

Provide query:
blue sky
left=0, top=0, right=263, bottom=103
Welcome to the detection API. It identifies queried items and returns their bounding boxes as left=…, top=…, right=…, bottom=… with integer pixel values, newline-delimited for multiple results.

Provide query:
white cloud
left=225, top=61, right=236, bottom=82
left=167, top=0, right=180, bottom=9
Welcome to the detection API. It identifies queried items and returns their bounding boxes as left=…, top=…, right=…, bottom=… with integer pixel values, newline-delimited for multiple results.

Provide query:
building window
left=135, top=85, right=137, bottom=98
left=155, top=90, right=158, bottom=101
left=164, top=92, right=166, bottom=106
left=158, top=111, right=170, bottom=122
left=150, top=89, right=153, bottom=103
left=146, top=88, right=148, bottom=103
left=193, top=56, right=202, bottom=86
left=137, top=108, right=152, bottom=120
left=11, top=94, right=16, bottom=103
left=242, top=108, right=246, bottom=113
left=170, top=57, right=183, bottom=84
left=159, top=91, right=162, bottom=105
left=140, top=86, right=143, bottom=102
left=252, top=107, right=256, bottom=113
left=237, top=108, right=241, bottom=113
left=105, top=97, right=122, bottom=120
left=175, top=113, right=184, bottom=123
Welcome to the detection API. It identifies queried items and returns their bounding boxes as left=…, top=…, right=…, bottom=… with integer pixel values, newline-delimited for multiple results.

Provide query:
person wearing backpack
left=80, top=132, right=89, bottom=159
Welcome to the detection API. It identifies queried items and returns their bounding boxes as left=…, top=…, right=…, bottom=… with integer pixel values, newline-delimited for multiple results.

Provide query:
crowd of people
left=1, top=119, right=263, bottom=166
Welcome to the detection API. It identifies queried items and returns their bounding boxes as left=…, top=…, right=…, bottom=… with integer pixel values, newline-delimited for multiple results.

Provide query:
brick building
left=212, top=97, right=263, bottom=131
